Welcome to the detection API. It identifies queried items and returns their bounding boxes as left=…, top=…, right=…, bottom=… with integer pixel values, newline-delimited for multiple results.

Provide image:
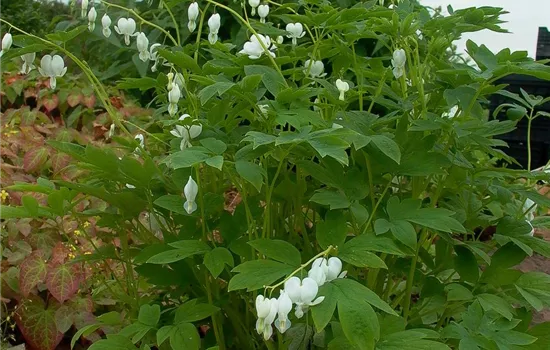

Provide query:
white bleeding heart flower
left=442, top=105, right=459, bottom=119
left=335, top=79, right=350, bottom=101
left=170, top=114, right=202, bottom=150
left=87, top=7, right=97, bottom=32
left=102, top=14, right=112, bottom=38
left=168, top=84, right=181, bottom=116
left=249, top=0, right=260, bottom=16
left=188, top=2, right=199, bottom=32
left=136, top=32, right=150, bottom=62
left=255, top=295, right=278, bottom=340
left=276, top=36, right=284, bottom=45
left=391, top=48, right=406, bottom=79
left=258, top=4, right=269, bottom=23
left=284, top=277, right=325, bottom=318
left=108, top=123, right=115, bottom=139
left=20, top=53, right=36, bottom=74
left=38, top=54, right=67, bottom=90
left=149, top=43, right=162, bottom=71
left=286, top=23, right=305, bottom=46
left=134, top=134, right=144, bottom=154
left=183, top=176, right=199, bottom=214
left=239, top=34, right=276, bottom=59
left=114, top=17, right=137, bottom=45
left=0, top=33, right=12, bottom=58
left=304, top=59, right=326, bottom=78
left=326, top=257, right=347, bottom=281
left=208, top=13, right=221, bottom=45
left=274, top=291, right=292, bottom=334
left=308, top=264, right=327, bottom=287
left=81, top=0, right=88, bottom=18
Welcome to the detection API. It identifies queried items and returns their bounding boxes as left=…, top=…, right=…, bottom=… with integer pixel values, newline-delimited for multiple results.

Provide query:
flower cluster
left=255, top=257, right=346, bottom=340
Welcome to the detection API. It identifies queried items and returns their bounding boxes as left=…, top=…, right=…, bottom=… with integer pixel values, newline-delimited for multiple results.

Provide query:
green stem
left=362, top=179, right=393, bottom=234
left=194, top=3, right=210, bottom=62
left=161, top=0, right=181, bottom=45
left=265, top=246, right=335, bottom=295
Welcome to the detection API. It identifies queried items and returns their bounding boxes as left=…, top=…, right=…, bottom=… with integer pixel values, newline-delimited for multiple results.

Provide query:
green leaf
left=311, top=283, right=338, bottom=332
left=138, top=304, right=160, bottom=327
left=198, top=82, right=236, bottom=105
left=339, top=241, right=387, bottom=269
left=170, top=323, right=200, bottom=350
left=175, top=300, right=220, bottom=323
left=338, top=297, right=378, bottom=350
left=204, top=247, right=234, bottom=278
left=147, top=241, right=210, bottom=264
left=71, top=324, right=101, bottom=349
left=205, top=156, right=224, bottom=170
left=235, top=160, right=265, bottom=192
left=332, top=278, right=397, bottom=316
left=228, top=260, right=294, bottom=291
left=453, top=246, right=479, bottom=283
left=158, top=49, right=202, bottom=74
left=248, top=239, right=301, bottom=266
left=54, top=305, right=74, bottom=333
left=244, top=65, right=286, bottom=97
left=15, top=296, right=63, bottom=350
left=316, top=211, right=348, bottom=250
left=154, top=195, right=186, bottom=215
left=308, top=135, right=350, bottom=166
left=46, top=26, right=87, bottom=43
left=341, top=235, right=408, bottom=256
left=368, top=135, right=401, bottom=164
left=88, top=334, right=137, bottom=350
left=476, top=293, right=514, bottom=320
left=157, top=325, right=174, bottom=346
left=445, top=283, right=473, bottom=301
left=515, top=285, right=544, bottom=312
left=117, top=77, right=158, bottom=91
left=164, top=148, right=210, bottom=169
left=310, top=189, right=351, bottom=210
left=200, top=138, right=227, bottom=154
left=390, top=220, right=417, bottom=250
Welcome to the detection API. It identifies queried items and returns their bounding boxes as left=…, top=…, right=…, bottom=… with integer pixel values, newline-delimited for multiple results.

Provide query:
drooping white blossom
left=88, top=7, right=97, bottom=32
left=149, top=43, right=161, bottom=72
left=114, top=18, right=137, bottom=45
left=391, top=48, right=406, bottom=79
left=188, top=2, right=199, bottom=33
left=308, top=257, right=346, bottom=287
left=134, top=134, right=144, bottom=154
left=284, top=277, right=325, bottom=318
left=183, top=176, right=199, bottom=214
left=239, top=34, right=276, bottom=59
left=249, top=0, right=260, bottom=16
left=308, top=264, right=327, bottom=287
left=170, top=114, right=202, bottom=150
left=286, top=23, right=305, bottom=46
left=274, top=291, right=292, bottom=334
left=81, top=0, right=88, bottom=18
left=20, top=53, right=36, bottom=74
left=326, top=257, right=347, bottom=281
left=255, top=295, right=278, bottom=341
left=258, top=4, right=269, bottom=23
left=208, top=13, right=221, bottom=44
left=304, top=59, right=326, bottom=78
left=0, top=33, right=12, bottom=58
left=168, top=84, right=181, bottom=116
left=38, top=55, right=67, bottom=90
left=335, top=79, right=350, bottom=101
left=136, top=32, right=150, bottom=62
left=276, top=36, right=284, bottom=45
left=108, top=123, right=115, bottom=139
left=101, top=14, right=112, bottom=38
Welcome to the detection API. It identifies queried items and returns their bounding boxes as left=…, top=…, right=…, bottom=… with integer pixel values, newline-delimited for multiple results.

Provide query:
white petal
left=284, top=276, right=302, bottom=303
left=184, top=176, right=199, bottom=202
left=309, top=296, right=325, bottom=306
left=183, top=200, right=197, bottom=214
left=299, top=277, right=319, bottom=303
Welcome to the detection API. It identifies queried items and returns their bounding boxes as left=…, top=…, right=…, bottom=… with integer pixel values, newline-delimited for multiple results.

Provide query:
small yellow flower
left=83, top=221, right=91, bottom=228
left=1, top=190, right=9, bottom=202
left=74, top=229, right=82, bottom=236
